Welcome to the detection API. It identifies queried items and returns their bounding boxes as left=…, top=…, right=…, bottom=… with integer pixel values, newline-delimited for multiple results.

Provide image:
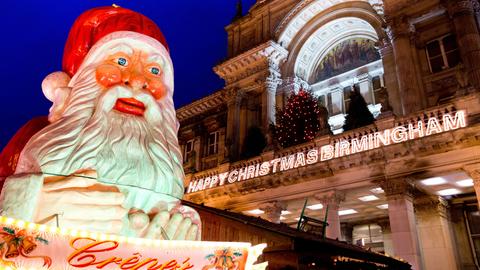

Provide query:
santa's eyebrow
left=108, top=44, right=134, bottom=55
left=147, top=55, right=164, bottom=66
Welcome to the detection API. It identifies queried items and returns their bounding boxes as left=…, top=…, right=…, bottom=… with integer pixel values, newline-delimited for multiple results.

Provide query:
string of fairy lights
left=0, top=216, right=252, bottom=249
left=0, top=216, right=266, bottom=269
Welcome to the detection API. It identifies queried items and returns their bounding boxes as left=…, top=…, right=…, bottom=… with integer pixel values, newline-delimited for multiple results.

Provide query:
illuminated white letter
left=203, top=177, right=211, bottom=190
left=228, top=170, right=238, bottom=183
left=443, top=111, right=466, bottom=131
left=294, top=152, right=306, bottom=168
left=218, top=172, right=229, bottom=186
left=374, top=130, right=391, bottom=147
left=270, top=158, right=281, bottom=173
left=280, top=155, right=295, bottom=171
left=391, top=126, right=408, bottom=143
left=426, top=117, right=443, bottom=136
left=351, top=136, right=369, bottom=154
left=187, top=180, right=197, bottom=193
left=259, top=162, right=270, bottom=176
left=194, top=179, right=204, bottom=192
left=306, top=149, right=318, bottom=164
left=320, top=145, right=334, bottom=161
left=209, top=175, right=218, bottom=189
left=246, top=165, right=256, bottom=179
left=337, top=140, right=350, bottom=157
left=254, top=163, right=260, bottom=177
left=238, top=167, right=248, bottom=181
left=408, top=121, right=424, bottom=139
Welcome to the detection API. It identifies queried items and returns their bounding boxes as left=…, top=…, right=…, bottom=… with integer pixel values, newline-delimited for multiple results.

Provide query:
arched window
left=292, top=17, right=385, bottom=134
left=313, top=38, right=380, bottom=82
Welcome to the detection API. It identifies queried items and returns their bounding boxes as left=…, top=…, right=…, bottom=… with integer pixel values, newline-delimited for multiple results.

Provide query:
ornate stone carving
left=464, top=164, right=480, bottom=185
left=447, top=0, right=476, bottom=17
left=377, top=177, right=416, bottom=198
left=176, top=90, right=226, bottom=122
left=265, top=72, right=282, bottom=93
left=415, top=195, right=449, bottom=218
left=225, top=87, right=247, bottom=106
left=315, top=190, right=346, bottom=206
left=385, top=16, right=415, bottom=42
left=214, top=41, right=288, bottom=86
left=369, top=0, right=385, bottom=15
left=279, top=76, right=310, bottom=96
left=376, top=218, right=391, bottom=231
left=259, top=201, right=287, bottom=223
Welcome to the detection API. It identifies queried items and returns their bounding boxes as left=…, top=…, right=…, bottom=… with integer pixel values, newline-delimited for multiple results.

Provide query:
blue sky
left=0, top=0, right=255, bottom=148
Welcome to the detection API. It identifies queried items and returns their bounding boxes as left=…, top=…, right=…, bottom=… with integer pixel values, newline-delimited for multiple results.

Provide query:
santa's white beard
left=16, top=66, right=185, bottom=199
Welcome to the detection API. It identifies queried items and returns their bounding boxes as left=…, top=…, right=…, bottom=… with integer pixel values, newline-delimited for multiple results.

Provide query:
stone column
left=316, top=190, right=345, bottom=240
left=377, top=218, right=395, bottom=256
left=262, top=73, right=281, bottom=131
left=447, top=0, right=480, bottom=89
left=238, top=96, right=248, bottom=156
left=379, top=178, right=423, bottom=270
left=387, top=17, right=423, bottom=114
left=193, top=137, right=202, bottom=172
left=217, top=128, right=227, bottom=163
left=225, top=88, right=244, bottom=161
left=464, top=164, right=480, bottom=208
left=415, top=195, right=458, bottom=270
left=259, top=201, right=286, bottom=224
left=378, top=40, right=401, bottom=115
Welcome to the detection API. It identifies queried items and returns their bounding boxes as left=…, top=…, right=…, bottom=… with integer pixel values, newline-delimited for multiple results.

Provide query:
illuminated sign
left=0, top=217, right=266, bottom=270
left=187, top=110, right=467, bottom=193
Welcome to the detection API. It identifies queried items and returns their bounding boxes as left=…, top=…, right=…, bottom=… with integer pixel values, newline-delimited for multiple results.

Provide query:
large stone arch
left=295, top=17, right=379, bottom=83
left=276, top=1, right=386, bottom=79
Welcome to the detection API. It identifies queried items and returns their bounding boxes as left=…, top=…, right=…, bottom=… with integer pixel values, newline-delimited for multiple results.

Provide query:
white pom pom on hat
left=41, top=71, right=71, bottom=102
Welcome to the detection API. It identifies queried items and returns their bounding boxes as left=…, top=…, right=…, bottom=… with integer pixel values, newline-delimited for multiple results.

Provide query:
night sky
left=0, top=0, right=255, bottom=149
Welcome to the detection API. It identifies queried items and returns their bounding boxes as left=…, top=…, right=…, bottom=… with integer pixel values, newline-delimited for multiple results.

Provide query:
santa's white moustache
left=16, top=65, right=184, bottom=199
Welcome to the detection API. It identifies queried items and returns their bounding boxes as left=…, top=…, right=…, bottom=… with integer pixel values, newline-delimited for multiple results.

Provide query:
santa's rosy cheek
left=148, top=79, right=167, bottom=100
left=96, top=64, right=122, bottom=88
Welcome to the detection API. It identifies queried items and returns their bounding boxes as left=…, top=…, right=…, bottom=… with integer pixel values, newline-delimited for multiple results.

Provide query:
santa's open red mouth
left=114, top=98, right=146, bottom=116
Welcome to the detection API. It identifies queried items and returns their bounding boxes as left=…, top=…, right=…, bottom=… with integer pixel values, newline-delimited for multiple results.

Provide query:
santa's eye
left=117, top=57, right=128, bottom=66
left=150, top=67, right=160, bottom=75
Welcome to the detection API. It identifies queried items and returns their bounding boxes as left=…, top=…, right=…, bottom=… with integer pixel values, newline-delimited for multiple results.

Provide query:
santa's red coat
left=0, top=116, right=49, bottom=191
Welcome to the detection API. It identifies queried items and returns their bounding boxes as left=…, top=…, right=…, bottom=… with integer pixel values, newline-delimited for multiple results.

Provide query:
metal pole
left=297, top=198, right=308, bottom=230
left=323, top=204, right=329, bottom=239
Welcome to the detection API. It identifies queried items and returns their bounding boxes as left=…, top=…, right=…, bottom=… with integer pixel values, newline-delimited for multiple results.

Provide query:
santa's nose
left=129, top=74, right=147, bottom=90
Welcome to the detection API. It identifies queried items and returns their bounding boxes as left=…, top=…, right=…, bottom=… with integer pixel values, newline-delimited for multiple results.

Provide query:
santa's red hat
left=42, top=6, right=174, bottom=106
left=63, top=6, right=168, bottom=77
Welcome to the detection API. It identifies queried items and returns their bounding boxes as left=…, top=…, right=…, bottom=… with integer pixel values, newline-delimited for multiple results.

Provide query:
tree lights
left=272, top=89, right=324, bottom=148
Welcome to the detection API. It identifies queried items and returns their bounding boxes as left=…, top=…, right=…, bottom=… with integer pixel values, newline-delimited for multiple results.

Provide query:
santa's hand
left=35, top=170, right=127, bottom=234
left=143, top=205, right=201, bottom=240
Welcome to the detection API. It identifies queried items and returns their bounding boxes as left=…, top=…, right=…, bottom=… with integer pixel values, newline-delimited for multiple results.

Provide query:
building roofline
left=176, top=89, right=226, bottom=122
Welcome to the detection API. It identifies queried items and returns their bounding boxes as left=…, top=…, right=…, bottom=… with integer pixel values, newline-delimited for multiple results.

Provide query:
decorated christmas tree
left=272, top=89, right=325, bottom=148
left=343, top=85, right=375, bottom=131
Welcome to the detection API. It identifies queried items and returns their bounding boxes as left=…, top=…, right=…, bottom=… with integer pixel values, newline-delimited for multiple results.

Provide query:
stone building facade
left=177, top=1, right=480, bottom=269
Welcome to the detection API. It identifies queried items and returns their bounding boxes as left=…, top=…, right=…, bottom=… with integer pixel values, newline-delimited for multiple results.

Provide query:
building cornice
left=176, top=89, right=226, bottom=122
left=214, top=40, right=288, bottom=85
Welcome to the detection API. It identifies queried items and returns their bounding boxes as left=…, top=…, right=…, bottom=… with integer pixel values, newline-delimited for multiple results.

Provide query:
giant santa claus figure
left=0, top=6, right=200, bottom=240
